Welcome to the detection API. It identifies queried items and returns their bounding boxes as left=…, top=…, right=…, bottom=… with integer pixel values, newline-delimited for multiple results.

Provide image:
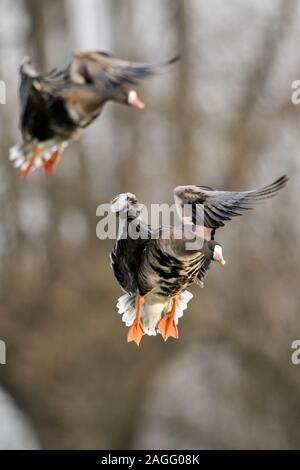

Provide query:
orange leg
left=158, top=295, right=179, bottom=341
left=127, top=296, right=145, bottom=346
left=21, top=146, right=41, bottom=178
left=43, top=146, right=62, bottom=174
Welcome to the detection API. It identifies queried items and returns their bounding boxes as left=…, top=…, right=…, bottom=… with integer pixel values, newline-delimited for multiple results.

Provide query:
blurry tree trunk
left=106, top=0, right=141, bottom=193
left=225, top=0, right=298, bottom=187
left=0, top=2, right=29, bottom=264
left=25, top=0, right=69, bottom=279
left=26, top=0, right=46, bottom=69
left=174, top=0, right=193, bottom=183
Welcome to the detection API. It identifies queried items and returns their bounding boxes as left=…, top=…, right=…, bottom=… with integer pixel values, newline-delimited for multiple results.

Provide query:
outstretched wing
left=174, top=175, right=288, bottom=231
left=19, top=57, right=69, bottom=138
left=69, top=51, right=180, bottom=88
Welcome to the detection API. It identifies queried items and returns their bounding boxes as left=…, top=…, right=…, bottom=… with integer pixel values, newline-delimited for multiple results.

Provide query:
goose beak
left=128, top=90, right=145, bottom=109
left=213, top=245, right=226, bottom=265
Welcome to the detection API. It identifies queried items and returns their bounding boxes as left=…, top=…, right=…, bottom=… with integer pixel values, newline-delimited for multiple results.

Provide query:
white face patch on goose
left=213, top=245, right=226, bottom=265
left=128, top=90, right=145, bottom=109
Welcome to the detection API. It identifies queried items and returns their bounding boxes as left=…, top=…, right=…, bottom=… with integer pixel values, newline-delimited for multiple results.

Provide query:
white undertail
left=116, top=290, right=193, bottom=336
left=9, top=140, right=68, bottom=174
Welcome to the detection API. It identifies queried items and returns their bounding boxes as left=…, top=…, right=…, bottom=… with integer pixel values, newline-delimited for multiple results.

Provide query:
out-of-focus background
left=0, top=0, right=299, bottom=450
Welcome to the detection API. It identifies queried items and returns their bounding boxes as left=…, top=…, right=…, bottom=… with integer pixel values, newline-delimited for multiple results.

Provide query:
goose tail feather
left=116, top=290, right=193, bottom=336
left=9, top=140, right=68, bottom=174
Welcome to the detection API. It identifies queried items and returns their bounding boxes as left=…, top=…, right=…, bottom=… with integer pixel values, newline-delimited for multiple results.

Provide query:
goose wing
left=174, top=175, right=288, bottom=232
left=69, top=51, right=179, bottom=88
left=19, top=57, right=69, bottom=138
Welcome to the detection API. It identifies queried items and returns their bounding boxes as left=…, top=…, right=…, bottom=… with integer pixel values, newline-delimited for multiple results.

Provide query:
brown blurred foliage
left=0, top=0, right=299, bottom=449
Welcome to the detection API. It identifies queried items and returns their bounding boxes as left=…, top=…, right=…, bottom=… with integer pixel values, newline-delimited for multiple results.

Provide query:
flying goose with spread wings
left=10, top=52, right=179, bottom=177
left=110, top=175, right=287, bottom=346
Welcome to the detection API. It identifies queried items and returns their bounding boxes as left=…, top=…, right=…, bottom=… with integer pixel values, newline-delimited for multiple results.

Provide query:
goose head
left=110, top=192, right=144, bottom=217
left=109, top=88, right=145, bottom=109
left=204, top=240, right=226, bottom=265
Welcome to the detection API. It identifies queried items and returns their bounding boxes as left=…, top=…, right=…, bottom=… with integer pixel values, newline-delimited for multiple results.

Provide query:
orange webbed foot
left=158, top=295, right=179, bottom=341
left=127, top=320, right=145, bottom=346
left=21, top=146, right=41, bottom=178
left=127, top=296, right=145, bottom=346
left=43, top=148, right=61, bottom=174
left=158, top=314, right=179, bottom=341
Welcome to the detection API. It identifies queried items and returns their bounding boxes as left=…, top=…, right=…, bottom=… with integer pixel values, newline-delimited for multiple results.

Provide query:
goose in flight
left=110, top=176, right=288, bottom=346
left=10, top=52, right=179, bottom=177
